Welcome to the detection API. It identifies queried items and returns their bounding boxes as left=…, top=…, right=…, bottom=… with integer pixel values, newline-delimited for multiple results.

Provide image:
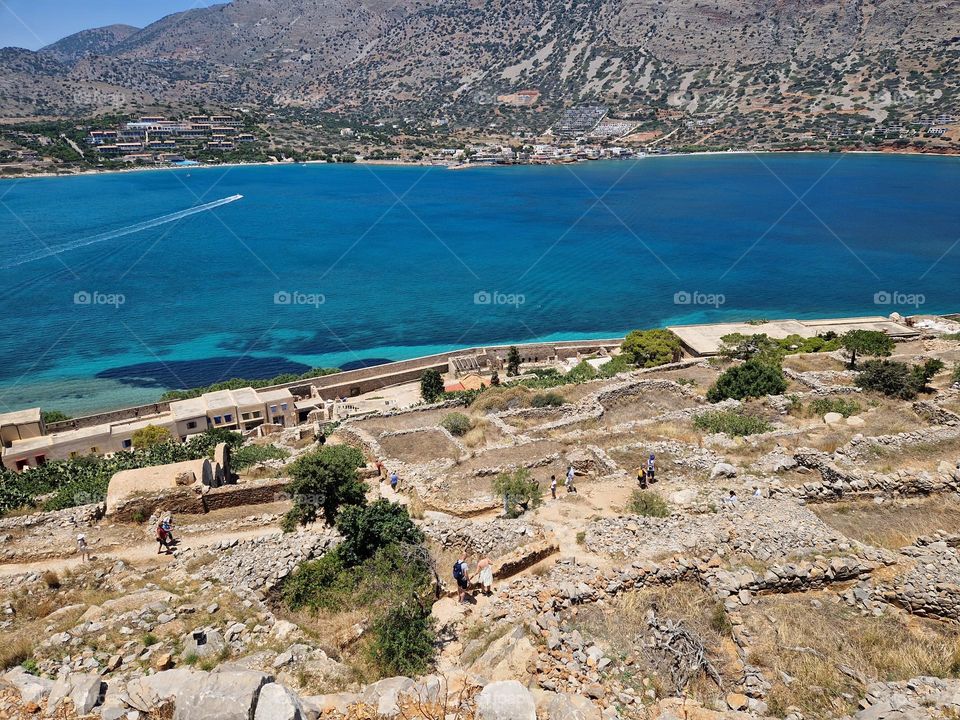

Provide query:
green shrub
left=367, top=602, right=436, bottom=676
left=565, top=361, right=598, bottom=383
left=706, top=359, right=788, bottom=402
left=531, top=392, right=565, bottom=408
left=131, top=425, right=172, bottom=450
left=335, top=499, right=425, bottom=567
left=693, top=410, right=773, bottom=436
left=841, top=330, right=895, bottom=369
left=626, top=490, right=670, bottom=517
left=40, top=410, right=70, bottom=424
left=598, top=354, right=633, bottom=378
left=809, top=398, right=861, bottom=418
left=855, top=359, right=944, bottom=400
left=439, top=412, right=472, bottom=436
left=231, top=443, right=290, bottom=471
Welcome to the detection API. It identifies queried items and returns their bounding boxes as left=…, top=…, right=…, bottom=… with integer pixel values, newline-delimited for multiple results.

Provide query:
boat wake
left=1, top=194, right=243, bottom=269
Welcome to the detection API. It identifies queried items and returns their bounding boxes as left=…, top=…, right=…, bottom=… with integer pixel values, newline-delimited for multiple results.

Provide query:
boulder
left=2, top=668, right=53, bottom=705
left=726, top=692, right=749, bottom=711
left=174, top=669, right=271, bottom=720
left=710, top=463, right=738, bottom=480
left=823, top=412, right=844, bottom=425
left=126, top=669, right=205, bottom=712
left=69, top=674, right=104, bottom=715
left=846, top=416, right=866, bottom=428
left=477, top=681, right=537, bottom=720
left=254, top=682, right=306, bottom=720
left=301, top=693, right=359, bottom=719
left=182, top=628, right=226, bottom=658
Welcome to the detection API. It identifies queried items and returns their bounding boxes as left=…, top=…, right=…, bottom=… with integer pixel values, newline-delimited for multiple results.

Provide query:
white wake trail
left=2, top=194, right=243, bottom=269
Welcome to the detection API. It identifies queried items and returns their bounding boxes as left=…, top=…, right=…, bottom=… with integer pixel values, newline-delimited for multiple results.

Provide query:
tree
left=621, top=329, right=682, bottom=368
left=841, top=330, right=894, bottom=369
left=910, top=358, right=945, bottom=394
left=420, top=369, right=444, bottom=403
left=717, top=333, right=785, bottom=366
left=439, top=412, right=472, bottom=436
left=335, top=499, right=425, bottom=567
left=506, top=346, right=522, bottom=376
left=131, top=425, right=172, bottom=450
left=41, top=410, right=70, bottom=424
left=706, top=358, right=788, bottom=402
left=493, top=468, right=542, bottom=517
left=283, top=444, right=366, bottom=529
left=490, top=371, right=501, bottom=386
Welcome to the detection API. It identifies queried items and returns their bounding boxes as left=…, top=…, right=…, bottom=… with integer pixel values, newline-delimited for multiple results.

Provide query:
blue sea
left=1, top=153, right=958, bottom=415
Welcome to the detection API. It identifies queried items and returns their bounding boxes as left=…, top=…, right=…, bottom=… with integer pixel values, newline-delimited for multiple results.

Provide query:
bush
left=231, top=443, right=290, bottom=471
left=335, top=500, right=425, bottom=567
left=855, top=359, right=944, bottom=400
left=809, top=397, right=861, bottom=418
left=439, top=412, right=472, bottom=436
left=282, top=445, right=366, bottom=529
left=41, top=410, right=70, bottom=424
left=706, top=359, right=788, bottom=402
left=565, top=361, right=598, bottom=383
left=598, top=353, right=633, bottom=378
left=531, top=392, right=565, bottom=408
left=693, top=410, right=773, bottom=436
left=367, top=602, right=436, bottom=676
left=131, top=425, right=172, bottom=450
left=506, top=346, right=521, bottom=376
left=626, top=490, right=670, bottom=517
left=621, top=329, right=682, bottom=368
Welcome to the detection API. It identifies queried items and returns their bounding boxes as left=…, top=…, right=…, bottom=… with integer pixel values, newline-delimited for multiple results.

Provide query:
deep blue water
left=1, top=153, right=958, bottom=414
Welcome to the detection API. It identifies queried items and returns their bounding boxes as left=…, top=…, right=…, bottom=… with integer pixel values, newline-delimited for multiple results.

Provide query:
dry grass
left=568, top=583, right=738, bottom=708
left=460, top=420, right=506, bottom=449
left=745, top=593, right=960, bottom=718
left=470, top=386, right=532, bottom=413
left=0, top=632, right=35, bottom=671
left=814, top=496, right=960, bottom=550
left=379, top=430, right=462, bottom=463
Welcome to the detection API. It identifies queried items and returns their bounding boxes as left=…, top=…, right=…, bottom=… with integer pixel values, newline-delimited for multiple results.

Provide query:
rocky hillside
left=39, top=25, right=139, bottom=63
left=1, top=0, right=957, bottom=133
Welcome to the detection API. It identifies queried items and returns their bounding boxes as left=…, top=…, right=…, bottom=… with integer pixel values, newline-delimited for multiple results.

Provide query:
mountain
left=1, top=0, right=958, bottom=133
left=40, top=24, right=139, bottom=63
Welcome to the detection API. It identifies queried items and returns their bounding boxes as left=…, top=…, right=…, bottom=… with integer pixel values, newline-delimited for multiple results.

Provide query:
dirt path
left=0, top=525, right=280, bottom=578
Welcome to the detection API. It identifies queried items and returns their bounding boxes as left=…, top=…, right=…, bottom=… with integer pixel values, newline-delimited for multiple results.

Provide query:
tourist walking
left=723, top=489, right=739, bottom=506
left=477, top=556, right=494, bottom=596
left=565, top=469, right=577, bottom=494
left=390, top=470, right=399, bottom=492
left=550, top=475, right=557, bottom=499
left=76, top=533, right=90, bottom=562
left=636, top=464, right=647, bottom=488
left=453, top=552, right=471, bottom=603
left=646, top=453, right=656, bottom=485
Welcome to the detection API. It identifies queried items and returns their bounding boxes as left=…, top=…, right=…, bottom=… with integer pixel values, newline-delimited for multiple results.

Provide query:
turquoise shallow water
left=0, top=153, right=958, bottom=414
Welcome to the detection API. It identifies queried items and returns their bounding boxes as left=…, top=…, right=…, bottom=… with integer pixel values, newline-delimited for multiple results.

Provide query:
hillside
left=0, top=0, right=958, bottom=140
left=39, top=24, right=139, bottom=63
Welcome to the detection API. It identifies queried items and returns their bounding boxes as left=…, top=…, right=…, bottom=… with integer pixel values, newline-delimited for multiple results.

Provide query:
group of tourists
left=548, top=465, right=578, bottom=499
left=375, top=460, right=401, bottom=493
left=453, top=551, right=494, bottom=603
left=636, top=453, right=657, bottom=488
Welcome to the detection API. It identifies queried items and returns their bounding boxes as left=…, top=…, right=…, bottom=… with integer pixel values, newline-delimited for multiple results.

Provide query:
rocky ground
left=4, top=336, right=960, bottom=719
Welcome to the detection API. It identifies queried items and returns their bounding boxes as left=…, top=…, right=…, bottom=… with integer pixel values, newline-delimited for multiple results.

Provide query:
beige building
left=1, top=386, right=298, bottom=471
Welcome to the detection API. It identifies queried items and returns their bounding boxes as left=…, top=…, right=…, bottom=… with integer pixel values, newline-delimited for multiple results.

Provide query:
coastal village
left=4, top=312, right=960, bottom=719
left=2, top=101, right=958, bottom=176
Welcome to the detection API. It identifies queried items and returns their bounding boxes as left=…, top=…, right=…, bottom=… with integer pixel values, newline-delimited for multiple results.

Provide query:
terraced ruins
left=4, top=330, right=960, bottom=720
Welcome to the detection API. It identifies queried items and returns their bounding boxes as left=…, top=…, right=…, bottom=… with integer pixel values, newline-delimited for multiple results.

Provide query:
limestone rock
left=536, top=691, right=602, bottom=720
left=477, top=681, right=537, bottom=720
left=710, top=463, right=738, bottom=480
left=254, top=682, right=306, bottom=720
left=174, top=669, right=271, bottom=720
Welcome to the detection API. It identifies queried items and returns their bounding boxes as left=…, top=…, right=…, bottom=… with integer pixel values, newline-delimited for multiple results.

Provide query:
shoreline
left=6, top=310, right=956, bottom=421
left=3, top=146, right=958, bottom=182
